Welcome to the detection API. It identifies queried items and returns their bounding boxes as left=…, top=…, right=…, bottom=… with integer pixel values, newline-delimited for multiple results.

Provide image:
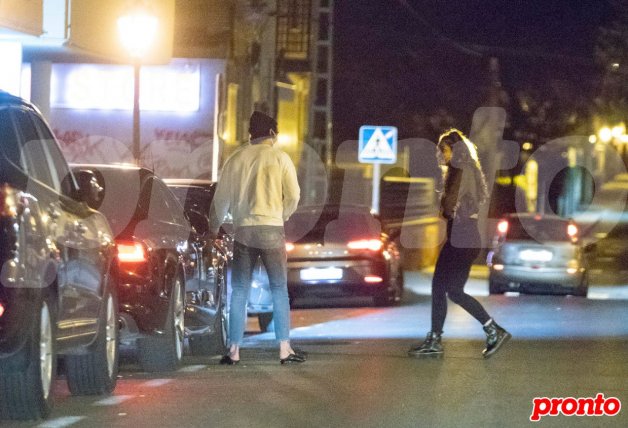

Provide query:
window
left=146, top=177, right=184, bottom=223
left=31, top=113, right=75, bottom=197
left=12, top=109, right=54, bottom=188
left=0, top=108, right=22, bottom=167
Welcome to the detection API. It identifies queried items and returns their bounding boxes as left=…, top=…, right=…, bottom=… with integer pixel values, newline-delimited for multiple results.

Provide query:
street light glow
left=611, top=124, right=626, bottom=139
left=599, top=127, right=612, bottom=143
left=117, top=11, right=158, bottom=59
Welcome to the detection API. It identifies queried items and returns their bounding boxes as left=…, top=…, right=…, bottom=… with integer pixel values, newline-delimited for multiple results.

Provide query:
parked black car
left=164, top=178, right=275, bottom=332
left=0, top=92, right=119, bottom=420
left=71, top=166, right=229, bottom=371
left=162, top=178, right=230, bottom=353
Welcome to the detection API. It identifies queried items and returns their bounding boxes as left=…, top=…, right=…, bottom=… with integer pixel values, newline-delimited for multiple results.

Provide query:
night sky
left=333, top=0, right=614, bottom=144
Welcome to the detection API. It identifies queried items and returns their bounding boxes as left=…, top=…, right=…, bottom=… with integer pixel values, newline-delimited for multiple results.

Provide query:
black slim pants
left=431, top=218, right=491, bottom=333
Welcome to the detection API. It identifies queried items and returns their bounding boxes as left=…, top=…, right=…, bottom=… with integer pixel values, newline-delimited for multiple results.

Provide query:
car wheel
left=258, top=312, right=275, bottom=332
left=573, top=272, right=589, bottom=297
left=373, top=271, right=402, bottom=307
left=489, top=280, right=504, bottom=295
left=189, top=280, right=229, bottom=356
left=138, top=273, right=185, bottom=372
left=65, top=281, right=119, bottom=395
left=0, top=292, right=56, bottom=420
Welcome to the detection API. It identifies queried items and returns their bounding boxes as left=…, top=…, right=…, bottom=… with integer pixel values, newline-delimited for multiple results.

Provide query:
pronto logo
left=530, top=394, right=621, bottom=422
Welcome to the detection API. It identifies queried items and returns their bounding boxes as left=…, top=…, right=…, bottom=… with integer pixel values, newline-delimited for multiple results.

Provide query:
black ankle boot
left=408, top=331, right=444, bottom=357
left=482, top=320, right=511, bottom=358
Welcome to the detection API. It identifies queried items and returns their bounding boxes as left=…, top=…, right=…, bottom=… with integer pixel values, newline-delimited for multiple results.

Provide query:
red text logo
left=530, top=394, right=621, bottom=422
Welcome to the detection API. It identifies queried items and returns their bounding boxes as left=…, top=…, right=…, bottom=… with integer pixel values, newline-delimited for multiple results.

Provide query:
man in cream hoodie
left=210, top=111, right=304, bottom=364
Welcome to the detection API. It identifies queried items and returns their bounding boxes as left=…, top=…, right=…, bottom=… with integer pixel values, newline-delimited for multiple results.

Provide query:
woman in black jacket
left=408, top=128, right=511, bottom=359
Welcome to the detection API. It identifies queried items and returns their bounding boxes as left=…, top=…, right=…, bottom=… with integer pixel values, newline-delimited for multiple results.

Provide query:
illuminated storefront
left=48, top=58, right=224, bottom=179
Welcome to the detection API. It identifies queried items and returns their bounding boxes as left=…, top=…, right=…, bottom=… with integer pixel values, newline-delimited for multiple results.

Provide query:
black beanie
left=249, top=111, right=278, bottom=139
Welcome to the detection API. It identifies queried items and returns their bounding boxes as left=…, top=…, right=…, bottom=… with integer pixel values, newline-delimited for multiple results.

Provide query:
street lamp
left=117, top=7, right=158, bottom=165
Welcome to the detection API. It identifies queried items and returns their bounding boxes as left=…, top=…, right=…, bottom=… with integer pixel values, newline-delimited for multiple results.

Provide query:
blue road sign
left=358, top=125, right=398, bottom=164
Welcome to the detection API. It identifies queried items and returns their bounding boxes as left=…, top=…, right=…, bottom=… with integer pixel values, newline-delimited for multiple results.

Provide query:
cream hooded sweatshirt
left=210, top=138, right=300, bottom=233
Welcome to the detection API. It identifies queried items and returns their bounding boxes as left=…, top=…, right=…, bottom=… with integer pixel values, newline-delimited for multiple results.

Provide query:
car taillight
left=497, top=220, right=509, bottom=235
left=117, top=241, right=147, bottom=263
left=347, top=239, right=383, bottom=251
left=567, top=224, right=578, bottom=239
left=0, top=184, right=18, bottom=217
left=364, top=275, right=383, bottom=283
left=0, top=301, right=5, bottom=318
left=285, top=242, right=295, bottom=252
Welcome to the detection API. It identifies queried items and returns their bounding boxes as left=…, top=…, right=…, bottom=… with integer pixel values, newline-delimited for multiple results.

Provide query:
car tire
left=258, top=312, right=275, bottom=332
left=138, top=273, right=185, bottom=372
left=65, top=280, right=119, bottom=395
left=0, top=291, right=56, bottom=420
left=373, top=292, right=395, bottom=307
left=573, top=272, right=589, bottom=297
left=373, top=270, right=403, bottom=307
left=189, top=282, right=229, bottom=356
left=489, top=280, right=504, bottom=295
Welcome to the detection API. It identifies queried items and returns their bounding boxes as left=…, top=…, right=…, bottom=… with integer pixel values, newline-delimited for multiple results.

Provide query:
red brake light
left=347, top=239, right=383, bottom=251
left=117, top=241, right=147, bottom=263
left=567, top=224, right=578, bottom=238
left=0, top=302, right=5, bottom=318
left=285, top=242, right=295, bottom=252
left=0, top=184, right=18, bottom=217
left=497, top=220, right=509, bottom=235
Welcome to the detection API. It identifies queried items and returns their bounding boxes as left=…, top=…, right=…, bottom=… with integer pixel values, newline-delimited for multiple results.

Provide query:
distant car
left=164, top=179, right=274, bottom=332
left=586, top=218, right=628, bottom=282
left=284, top=204, right=404, bottom=306
left=0, top=91, right=119, bottom=420
left=487, top=213, right=589, bottom=296
left=71, top=166, right=227, bottom=372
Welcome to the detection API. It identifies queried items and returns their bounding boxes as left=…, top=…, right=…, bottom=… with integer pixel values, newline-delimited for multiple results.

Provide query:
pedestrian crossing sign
left=358, top=125, right=398, bottom=164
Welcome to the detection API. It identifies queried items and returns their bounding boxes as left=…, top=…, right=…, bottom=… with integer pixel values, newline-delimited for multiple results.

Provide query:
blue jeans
left=229, top=226, right=290, bottom=345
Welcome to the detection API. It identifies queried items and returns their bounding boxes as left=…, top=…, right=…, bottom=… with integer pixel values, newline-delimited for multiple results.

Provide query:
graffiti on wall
left=54, top=127, right=216, bottom=179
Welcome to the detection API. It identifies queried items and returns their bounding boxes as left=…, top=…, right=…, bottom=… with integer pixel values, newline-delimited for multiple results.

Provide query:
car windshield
left=286, top=208, right=381, bottom=243
left=505, top=217, right=571, bottom=242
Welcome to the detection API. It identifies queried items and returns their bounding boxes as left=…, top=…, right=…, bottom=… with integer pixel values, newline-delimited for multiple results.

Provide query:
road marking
left=93, top=395, right=134, bottom=406
left=178, top=364, right=207, bottom=372
left=142, top=378, right=173, bottom=387
left=37, top=416, right=85, bottom=427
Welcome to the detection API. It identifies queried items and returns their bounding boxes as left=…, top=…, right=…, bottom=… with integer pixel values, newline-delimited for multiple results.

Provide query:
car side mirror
left=75, top=170, right=104, bottom=209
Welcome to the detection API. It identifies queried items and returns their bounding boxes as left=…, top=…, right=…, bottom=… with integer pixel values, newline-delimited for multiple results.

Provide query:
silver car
left=487, top=213, right=589, bottom=296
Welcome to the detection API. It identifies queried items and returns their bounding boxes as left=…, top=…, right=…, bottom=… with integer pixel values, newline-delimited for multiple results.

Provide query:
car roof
left=162, top=178, right=215, bottom=187
left=0, top=90, right=32, bottom=109
left=503, top=212, right=571, bottom=222
left=71, top=162, right=143, bottom=172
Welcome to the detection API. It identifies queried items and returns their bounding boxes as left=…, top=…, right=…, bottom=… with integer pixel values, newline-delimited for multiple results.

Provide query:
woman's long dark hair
left=437, top=128, right=489, bottom=206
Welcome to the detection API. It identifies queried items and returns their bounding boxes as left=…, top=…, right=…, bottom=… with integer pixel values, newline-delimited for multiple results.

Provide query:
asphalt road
left=3, top=271, right=627, bottom=428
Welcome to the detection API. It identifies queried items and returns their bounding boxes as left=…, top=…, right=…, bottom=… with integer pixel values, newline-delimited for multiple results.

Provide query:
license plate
left=519, top=249, right=553, bottom=262
left=300, top=267, right=343, bottom=281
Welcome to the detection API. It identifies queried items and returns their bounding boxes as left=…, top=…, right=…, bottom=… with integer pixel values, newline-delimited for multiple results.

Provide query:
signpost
left=358, top=125, right=398, bottom=214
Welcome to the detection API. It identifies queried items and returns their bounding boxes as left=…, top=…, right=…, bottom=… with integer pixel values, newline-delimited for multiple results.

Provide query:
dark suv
left=72, top=166, right=230, bottom=370
left=0, top=92, right=119, bottom=420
